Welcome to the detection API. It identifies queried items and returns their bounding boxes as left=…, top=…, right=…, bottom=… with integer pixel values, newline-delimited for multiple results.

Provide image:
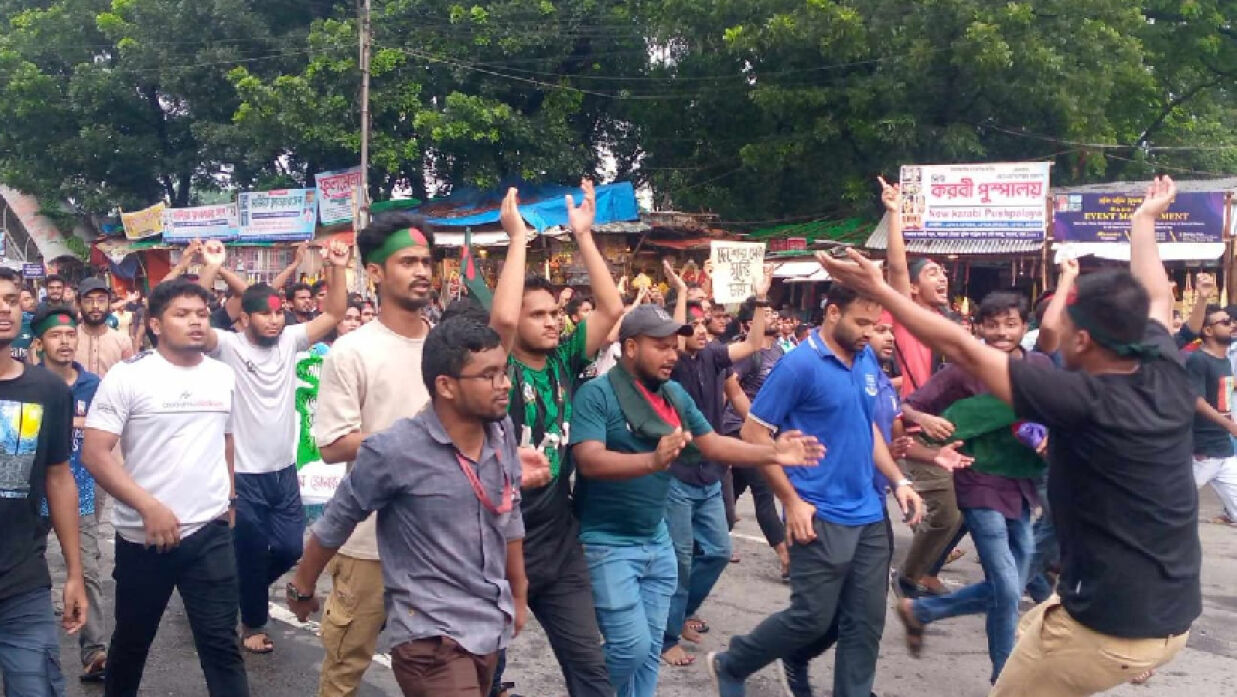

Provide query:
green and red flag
left=461, top=227, right=493, bottom=310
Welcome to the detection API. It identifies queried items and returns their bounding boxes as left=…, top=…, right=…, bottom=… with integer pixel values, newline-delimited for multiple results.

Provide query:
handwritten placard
left=710, top=241, right=766, bottom=304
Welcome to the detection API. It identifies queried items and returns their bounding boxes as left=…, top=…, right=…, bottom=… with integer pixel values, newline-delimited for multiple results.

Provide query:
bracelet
left=894, top=478, right=914, bottom=489
left=753, top=299, right=770, bottom=307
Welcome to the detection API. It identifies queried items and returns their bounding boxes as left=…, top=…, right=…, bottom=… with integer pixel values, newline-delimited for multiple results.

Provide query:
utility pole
left=354, top=0, right=373, bottom=293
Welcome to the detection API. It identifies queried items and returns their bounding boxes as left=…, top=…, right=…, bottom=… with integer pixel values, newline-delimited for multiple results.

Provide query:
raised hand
left=932, top=441, right=974, bottom=472
left=1059, top=256, right=1080, bottom=281
left=201, top=239, right=226, bottom=267
left=815, top=248, right=885, bottom=298
left=756, top=262, right=775, bottom=299
left=566, top=178, right=597, bottom=236
left=773, top=429, right=825, bottom=466
left=1195, top=271, right=1217, bottom=300
left=294, top=241, right=309, bottom=266
left=323, top=240, right=351, bottom=267
left=1133, top=175, right=1177, bottom=220
left=877, top=175, right=902, bottom=213
left=663, top=258, right=686, bottom=291
left=652, top=427, right=691, bottom=470
left=500, top=187, right=531, bottom=241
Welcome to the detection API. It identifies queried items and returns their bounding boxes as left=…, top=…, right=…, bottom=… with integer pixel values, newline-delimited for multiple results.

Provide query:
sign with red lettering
left=899, top=162, right=1051, bottom=240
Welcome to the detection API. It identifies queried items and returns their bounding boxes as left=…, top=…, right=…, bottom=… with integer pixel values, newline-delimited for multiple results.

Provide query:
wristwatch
left=894, top=478, right=914, bottom=490
left=286, top=582, right=313, bottom=603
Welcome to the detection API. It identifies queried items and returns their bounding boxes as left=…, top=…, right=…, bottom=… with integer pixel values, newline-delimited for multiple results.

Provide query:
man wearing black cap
left=199, top=240, right=351, bottom=654
left=569, top=304, right=824, bottom=697
left=76, top=277, right=135, bottom=379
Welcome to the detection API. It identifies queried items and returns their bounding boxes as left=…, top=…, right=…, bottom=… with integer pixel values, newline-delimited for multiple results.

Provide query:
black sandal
left=80, top=651, right=107, bottom=682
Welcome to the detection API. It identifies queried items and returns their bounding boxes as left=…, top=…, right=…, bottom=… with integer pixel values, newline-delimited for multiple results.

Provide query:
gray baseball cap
left=619, top=304, right=693, bottom=342
left=78, top=277, right=110, bottom=297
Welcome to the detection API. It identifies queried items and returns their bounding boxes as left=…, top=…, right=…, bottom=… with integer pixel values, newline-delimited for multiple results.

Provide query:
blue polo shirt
left=749, top=330, right=883, bottom=526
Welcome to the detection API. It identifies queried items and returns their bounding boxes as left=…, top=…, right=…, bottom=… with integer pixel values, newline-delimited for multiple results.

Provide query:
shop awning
left=1054, top=242, right=1226, bottom=263
left=865, top=213, right=1044, bottom=255
left=771, top=259, right=831, bottom=283
left=406, top=181, right=640, bottom=232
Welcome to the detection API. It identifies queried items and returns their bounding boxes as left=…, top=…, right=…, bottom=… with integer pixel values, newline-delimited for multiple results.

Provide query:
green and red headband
left=369, top=227, right=429, bottom=266
left=33, top=311, right=77, bottom=338
left=242, top=291, right=284, bottom=315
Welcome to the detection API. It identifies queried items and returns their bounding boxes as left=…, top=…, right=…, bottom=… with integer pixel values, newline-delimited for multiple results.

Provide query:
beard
left=82, top=313, right=106, bottom=326
left=391, top=294, right=428, bottom=313
left=249, top=331, right=280, bottom=348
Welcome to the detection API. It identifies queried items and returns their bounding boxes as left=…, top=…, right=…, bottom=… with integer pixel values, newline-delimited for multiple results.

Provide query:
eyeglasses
left=1208, top=317, right=1233, bottom=327
left=455, top=369, right=512, bottom=388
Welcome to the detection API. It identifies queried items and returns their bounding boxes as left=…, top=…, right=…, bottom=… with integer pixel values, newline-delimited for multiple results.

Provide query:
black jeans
left=106, top=520, right=250, bottom=697
left=718, top=517, right=890, bottom=697
left=233, top=464, right=305, bottom=630
left=490, top=533, right=614, bottom=697
left=729, top=466, right=786, bottom=547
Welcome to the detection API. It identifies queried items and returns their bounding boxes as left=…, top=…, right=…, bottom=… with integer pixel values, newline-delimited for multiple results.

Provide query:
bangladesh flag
left=461, top=227, right=493, bottom=310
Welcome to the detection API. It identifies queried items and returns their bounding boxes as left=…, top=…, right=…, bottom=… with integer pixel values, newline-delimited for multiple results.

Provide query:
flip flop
left=896, top=599, right=925, bottom=658
left=241, top=629, right=274, bottom=655
left=685, top=617, right=711, bottom=634
left=80, top=651, right=107, bottom=682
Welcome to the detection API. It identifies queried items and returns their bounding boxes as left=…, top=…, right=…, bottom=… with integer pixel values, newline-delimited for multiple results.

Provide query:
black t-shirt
left=0, top=366, right=74, bottom=601
left=209, top=305, right=236, bottom=332
left=1009, top=320, right=1201, bottom=638
left=1185, top=349, right=1234, bottom=457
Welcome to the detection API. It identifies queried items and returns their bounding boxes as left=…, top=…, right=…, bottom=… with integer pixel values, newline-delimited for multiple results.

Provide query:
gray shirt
left=312, top=406, right=525, bottom=656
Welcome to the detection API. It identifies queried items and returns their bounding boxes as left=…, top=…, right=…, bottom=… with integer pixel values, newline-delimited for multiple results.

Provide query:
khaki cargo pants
left=990, top=595, right=1188, bottom=697
left=317, top=554, right=387, bottom=697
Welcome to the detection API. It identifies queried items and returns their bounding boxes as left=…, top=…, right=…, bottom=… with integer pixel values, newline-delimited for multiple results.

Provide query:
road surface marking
left=267, top=602, right=392, bottom=669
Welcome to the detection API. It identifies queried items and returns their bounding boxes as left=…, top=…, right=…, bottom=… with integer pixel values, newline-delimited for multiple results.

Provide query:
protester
left=312, top=280, right=329, bottom=314
left=12, top=286, right=37, bottom=362
left=289, top=318, right=526, bottom=697
left=360, top=299, right=376, bottom=324
left=32, top=303, right=108, bottom=681
left=0, top=268, right=85, bottom=697
left=311, top=212, right=437, bottom=697
left=286, top=283, right=316, bottom=324
left=44, top=274, right=67, bottom=305
left=76, top=278, right=136, bottom=378
left=83, top=278, right=249, bottom=697
left=570, top=303, right=823, bottom=697
left=193, top=239, right=350, bottom=654
left=1184, top=301, right=1237, bottom=525
left=817, top=175, right=1201, bottom=697
left=661, top=266, right=773, bottom=668
left=488, top=181, right=620, bottom=697
left=706, top=283, right=923, bottom=697
left=895, top=292, right=1050, bottom=684
left=564, top=295, right=594, bottom=338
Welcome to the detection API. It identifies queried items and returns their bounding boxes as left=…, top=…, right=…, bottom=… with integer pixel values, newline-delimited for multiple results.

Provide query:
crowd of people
left=0, top=175, right=1221, bottom=697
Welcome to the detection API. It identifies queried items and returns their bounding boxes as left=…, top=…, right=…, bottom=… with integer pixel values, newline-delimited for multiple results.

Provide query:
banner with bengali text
left=710, top=241, right=766, bottom=305
left=899, top=162, right=1051, bottom=240
left=315, top=166, right=362, bottom=225
left=162, top=202, right=239, bottom=241
left=120, top=202, right=166, bottom=240
left=295, top=348, right=344, bottom=505
left=237, top=189, right=318, bottom=241
left=1053, top=191, right=1226, bottom=244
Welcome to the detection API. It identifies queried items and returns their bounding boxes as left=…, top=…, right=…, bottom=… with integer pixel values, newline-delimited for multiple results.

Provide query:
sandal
left=241, top=629, right=274, bottom=654
left=896, top=599, right=925, bottom=658
left=1131, top=669, right=1155, bottom=685
left=80, top=651, right=107, bottom=682
left=685, top=617, right=710, bottom=634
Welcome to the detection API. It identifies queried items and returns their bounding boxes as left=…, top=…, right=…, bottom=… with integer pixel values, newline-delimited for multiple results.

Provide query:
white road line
left=266, top=602, right=392, bottom=669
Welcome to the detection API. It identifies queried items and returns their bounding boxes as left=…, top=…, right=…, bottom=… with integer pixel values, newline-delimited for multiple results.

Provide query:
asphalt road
left=30, top=489, right=1237, bottom=697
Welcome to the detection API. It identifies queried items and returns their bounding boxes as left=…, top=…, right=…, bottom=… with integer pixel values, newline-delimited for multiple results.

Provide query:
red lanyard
left=454, top=452, right=513, bottom=515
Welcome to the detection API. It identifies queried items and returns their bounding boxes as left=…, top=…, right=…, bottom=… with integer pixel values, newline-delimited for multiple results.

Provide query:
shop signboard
left=899, top=162, right=1051, bottom=240
left=315, top=166, right=363, bottom=225
left=162, top=202, right=239, bottom=241
left=1053, top=191, right=1226, bottom=243
left=237, top=189, right=318, bottom=241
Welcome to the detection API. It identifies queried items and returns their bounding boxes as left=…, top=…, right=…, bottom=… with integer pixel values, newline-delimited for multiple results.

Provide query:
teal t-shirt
left=569, top=375, right=712, bottom=546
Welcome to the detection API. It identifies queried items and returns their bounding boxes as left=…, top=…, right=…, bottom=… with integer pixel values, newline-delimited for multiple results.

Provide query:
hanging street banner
left=237, top=188, right=318, bottom=241
left=1053, top=191, right=1227, bottom=244
left=710, top=241, right=767, bottom=305
left=120, top=202, right=167, bottom=240
left=294, top=347, right=344, bottom=505
left=315, top=166, right=363, bottom=225
left=898, top=162, right=1051, bottom=240
left=162, top=202, right=239, bottom=242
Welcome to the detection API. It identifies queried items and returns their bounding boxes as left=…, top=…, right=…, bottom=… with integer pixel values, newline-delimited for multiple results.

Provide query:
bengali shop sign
left=237, top=188, right=318, bottom=241
left=120, top=202, right=166, bottom=240
left=315, top=166, right=362, bottom=225
left=898, top=162, right=1051, bottom=240
left=162, top=202, right=239, bottom=241
left=1053, top=192, right=1226, bottom=244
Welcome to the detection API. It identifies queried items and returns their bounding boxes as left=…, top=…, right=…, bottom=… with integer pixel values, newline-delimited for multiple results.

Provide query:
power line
left=987, top=123, right=1237, bottom=152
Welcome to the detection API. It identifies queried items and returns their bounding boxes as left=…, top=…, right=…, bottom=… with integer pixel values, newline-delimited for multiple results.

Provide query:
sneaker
left=776, top=658, right=813, bottom=697
left=706, top=652, right=746, bottom=697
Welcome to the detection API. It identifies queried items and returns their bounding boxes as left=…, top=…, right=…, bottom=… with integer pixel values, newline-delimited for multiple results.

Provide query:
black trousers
left=727, top=466, right=786, bottom=547
left=490, top=532, right=614, bottom=697
left=105, top=520, right=250, bottom=697
left=719, top=517, right=890, bottom=697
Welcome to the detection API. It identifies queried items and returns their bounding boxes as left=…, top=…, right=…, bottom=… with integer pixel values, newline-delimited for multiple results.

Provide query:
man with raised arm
left=486, top=181, right=622, bottom=697
left=817, top=176, right=1200, bottom=697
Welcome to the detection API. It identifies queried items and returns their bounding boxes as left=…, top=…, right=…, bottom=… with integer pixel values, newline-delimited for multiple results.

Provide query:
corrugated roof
left=864, top=213, right=1043, bottom=255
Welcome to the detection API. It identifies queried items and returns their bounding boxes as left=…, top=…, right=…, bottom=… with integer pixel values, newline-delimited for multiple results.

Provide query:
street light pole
left=354, top=0, right=372, bottom=293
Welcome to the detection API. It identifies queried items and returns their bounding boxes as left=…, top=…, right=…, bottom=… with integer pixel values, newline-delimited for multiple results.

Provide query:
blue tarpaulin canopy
left=408, top=181, right=639, bottom=231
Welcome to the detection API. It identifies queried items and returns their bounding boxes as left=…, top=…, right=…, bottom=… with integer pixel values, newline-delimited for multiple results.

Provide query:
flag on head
left=461, top=227, right=493, bottom=310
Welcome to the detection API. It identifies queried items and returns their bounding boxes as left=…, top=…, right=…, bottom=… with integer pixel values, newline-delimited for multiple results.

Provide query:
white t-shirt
left=208, top=325, right=310, bottom=474
left=313, top=319, right=430, bottom=559
left=85, top=351, right=235, bottom=544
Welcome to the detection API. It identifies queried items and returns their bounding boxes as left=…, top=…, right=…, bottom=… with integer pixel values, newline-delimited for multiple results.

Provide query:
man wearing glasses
left=1187, top=304, right=1237, bottom=522
left=75, top=278, right=135, bottom=378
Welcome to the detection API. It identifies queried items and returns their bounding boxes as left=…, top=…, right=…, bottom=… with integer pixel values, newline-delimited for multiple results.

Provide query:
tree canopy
left=0, top=1, right=1234, bottom=224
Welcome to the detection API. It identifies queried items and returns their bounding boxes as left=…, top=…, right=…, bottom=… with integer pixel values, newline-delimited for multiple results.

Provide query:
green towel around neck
left=606, top=363, right=702, bottom=466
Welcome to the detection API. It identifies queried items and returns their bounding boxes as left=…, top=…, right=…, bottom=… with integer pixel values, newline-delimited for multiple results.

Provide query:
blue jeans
left=1025, top=477, right=1058, bottom=603
left=662, top=479, right=732, bottom=651
left=914, top=506, right=1032, bottom=684
left=583, top=536, right=678, bottom=697
left=233, top=464, right=305, bottom=630
left=0, top=586, right=65, bottom=697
